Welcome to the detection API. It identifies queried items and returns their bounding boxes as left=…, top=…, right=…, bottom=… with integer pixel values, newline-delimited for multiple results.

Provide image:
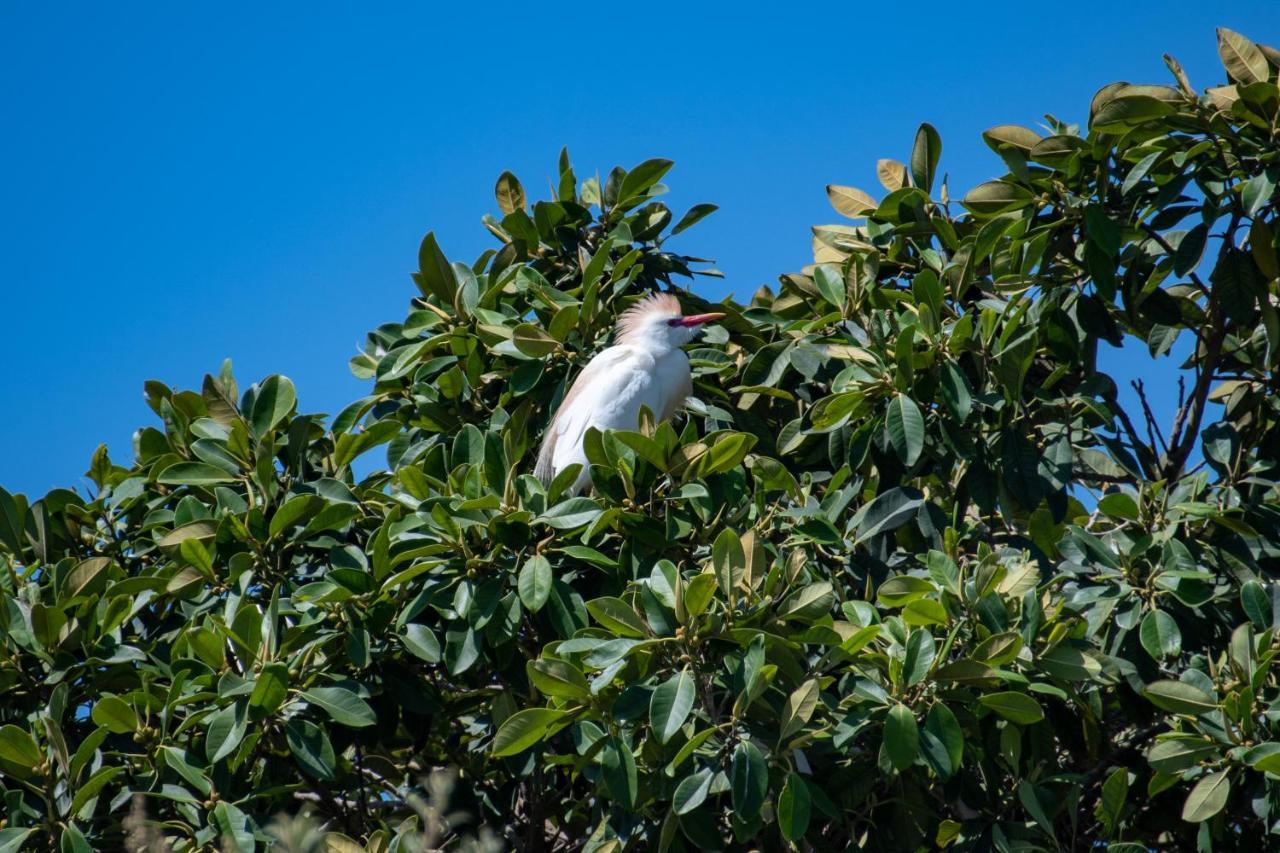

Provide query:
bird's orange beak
left=676, top=312, right=725, bottom=327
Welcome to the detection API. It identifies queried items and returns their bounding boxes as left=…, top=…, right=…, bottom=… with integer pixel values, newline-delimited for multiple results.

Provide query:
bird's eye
left=666, top=318, right=682, bottom=327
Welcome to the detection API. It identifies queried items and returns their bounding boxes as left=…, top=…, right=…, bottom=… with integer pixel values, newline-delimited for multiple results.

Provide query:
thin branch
left=1131, top=380, right=1168, bottom=454
left=1106, top=389, right=1158, bottom=479
left=1162, top=209, right=1242, bottom=481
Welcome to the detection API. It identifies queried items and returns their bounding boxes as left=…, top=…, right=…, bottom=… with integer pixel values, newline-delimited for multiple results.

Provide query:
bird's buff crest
left=615, top=292, right=683, bottom=344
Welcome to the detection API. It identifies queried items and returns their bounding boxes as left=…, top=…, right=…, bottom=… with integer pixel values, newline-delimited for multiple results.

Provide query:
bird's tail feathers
left=534, top=431, right=557, bottom=485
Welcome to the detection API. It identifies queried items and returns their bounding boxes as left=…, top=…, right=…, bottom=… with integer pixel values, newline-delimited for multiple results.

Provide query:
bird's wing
left=657, top=353, right=693, bottom=422
left=535, top=346, right=638, bottom=483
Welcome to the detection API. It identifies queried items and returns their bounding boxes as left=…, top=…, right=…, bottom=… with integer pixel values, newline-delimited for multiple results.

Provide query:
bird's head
left=615, top=292, right=725, bottom=351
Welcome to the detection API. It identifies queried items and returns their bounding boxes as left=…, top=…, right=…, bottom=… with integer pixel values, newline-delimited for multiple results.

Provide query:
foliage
left=2, top=27, right=1280, bottom=852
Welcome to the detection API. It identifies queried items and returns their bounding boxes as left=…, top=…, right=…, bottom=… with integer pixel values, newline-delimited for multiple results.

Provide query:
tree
left=1, top=27, right=1279, bottom=852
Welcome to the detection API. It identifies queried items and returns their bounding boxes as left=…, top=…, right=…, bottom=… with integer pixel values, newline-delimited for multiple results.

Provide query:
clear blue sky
left=2, top=3, right=1276, bottom=498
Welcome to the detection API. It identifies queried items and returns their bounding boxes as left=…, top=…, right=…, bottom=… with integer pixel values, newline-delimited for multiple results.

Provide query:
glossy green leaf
left=650, top=669, right=696, bottom=745
left=491, top=708, right=570, bottom=757
left=883, top=704, right=919, bottom=771
left=301, top=687, right=376, bottom=728
left=978, top=692, right=1044, bottom=725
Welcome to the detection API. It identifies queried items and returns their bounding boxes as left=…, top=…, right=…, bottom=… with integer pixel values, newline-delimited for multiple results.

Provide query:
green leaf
left=713, top=528, right=745, bottom=603
left=494, top=170, right=526, bottom=214
left=922, top=703, right=964, bottom=780
left=673, top=767, right=713, bottom=815
left=778, top=772, right=811, bottom=841
left=91, top=695, right=138, bottom=735
left=301, top=687, right=376, bottom=728
left=1018, top=780, right=1056, bottom=838
left=826, top=185, right=876, bottom=218
left=401, top=624, right=442, bottom=663
left=1242, top=581, right=1272, bottom=628
left=332, top=420, right=401, bottom=470
left=285, top=719, right=336, bottom=780
left=250, top=375, right=297, bottom=438
left=779, top=581, right=834, bottom=622
left=1096, top=766, right=1130, bottom=834
left=699, top=432, right=755, bottom=476
left=982, top=125, right=1043, bottom=153
left=491, top=708, right=569, bottom=757
left=683, top=573, right=718, bottom=620
left=587, top=597, right=649, bottom=638
left=978, top=692, right=1044, bottom=725
left=856, top=487, right=924, bottom=541
left=1037, top=645, right=1103, bottom=681
left=416, top=231, right=457, bottom=302
left=910, top=123, right=942, bottom=193
left=1242, top=171, right=1276, bottom=218
left=1173, top=224, right=1207, bottom=276
left=813, top=264, right=847, bottom=309
left=671, top=203, right=718, bottom=236
left=1181, top=770, right=1231, bottom=822
left=1147, top=736, right=1220, bottom=773
left=156, top=462, right=238, bottom=486
left=527, top=659, right=590, bottom=701
left=963, top=180, right=1035, bottom=215
left=537, top=497, right=602, bottom=530
left=779, top=679, right=821, bottom=742
left=601, top=735, right=638, bottom=808
left=1143, top=680, right=1218, bottom=715
left=885, top=395, right=925, bottom=466
left=248, top=663, right=289, bottom=720
left=0, top=725, right=42, bottom=774
left=512, top=323, right=558, bottom=357
left=902, top=628, right=936, bottom=686
left=268, top=489, right=327, bottom=535
left=616, top=158, right=673, bottom=206
left=1091, top=95, right=1177, bottom=129
left=213, top=801, right=255, bottom=853
left=1085, top=203, right=1122, bottom=258
left=1098, top=492, right=1139, bottom=520
left=69, top=765, right=123, bottom=817
left=883, top=704, right=919, bottom=771
left=1139, top=610, right=1182, bottom=660
left=650, top=670, right=695, bottom=745
left=730, top=740, right=768, bottom=818
left=205, top=703, right=247, bottom=763
left=518, top=556, right=553, bottom=612
left=1213, top=248, right=1263, bottom=325
left=939, top=362, right=972, bottom=421
left=1243, top=742, right=1280, bottom=774
left=1218, top=28, right=1269, bottom=84
left=876, top=575, right=937, bottom=607
left=0, top=829, right=36, bottom=853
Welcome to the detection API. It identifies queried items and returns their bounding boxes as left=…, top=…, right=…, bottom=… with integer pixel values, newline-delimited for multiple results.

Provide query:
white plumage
left=535, top=293, right=724, bottom=494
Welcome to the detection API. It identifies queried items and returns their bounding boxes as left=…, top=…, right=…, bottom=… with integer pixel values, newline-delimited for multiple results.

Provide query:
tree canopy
left=2, top=27, right=1280, bottom=853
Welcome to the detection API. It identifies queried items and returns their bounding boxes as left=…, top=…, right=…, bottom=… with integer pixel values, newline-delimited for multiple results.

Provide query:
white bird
left=535, top=292, right=724, bottom=494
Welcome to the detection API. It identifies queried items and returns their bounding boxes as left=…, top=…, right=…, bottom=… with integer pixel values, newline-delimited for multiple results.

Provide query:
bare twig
left=1132, top=380, right=1168, bottom=454
left=1162, top=209, right=1242, bottom=480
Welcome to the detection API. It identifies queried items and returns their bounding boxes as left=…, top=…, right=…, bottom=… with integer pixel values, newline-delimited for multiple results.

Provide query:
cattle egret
left=535, top=293, right=724, bottom=493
